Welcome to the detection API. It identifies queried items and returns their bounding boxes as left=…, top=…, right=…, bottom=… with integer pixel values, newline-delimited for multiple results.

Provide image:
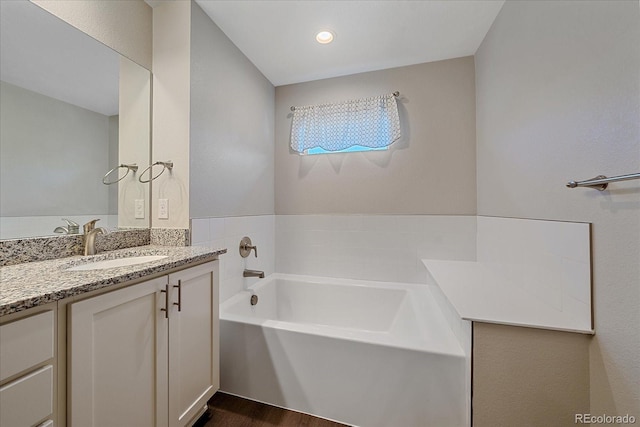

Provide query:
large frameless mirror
left=0, top=0, right=151, bottom=240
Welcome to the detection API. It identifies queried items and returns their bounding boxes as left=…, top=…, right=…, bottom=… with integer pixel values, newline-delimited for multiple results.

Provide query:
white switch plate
left=158, top=199, right=169, bottom=219
left=134, top=199, right=145, bottom=219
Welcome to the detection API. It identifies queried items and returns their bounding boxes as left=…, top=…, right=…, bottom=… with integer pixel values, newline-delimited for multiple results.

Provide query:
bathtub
left=220, top=274, right=468, bottom=427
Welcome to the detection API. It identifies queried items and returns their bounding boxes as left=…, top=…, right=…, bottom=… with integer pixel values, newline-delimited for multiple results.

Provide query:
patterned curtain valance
left=290, top=93, right=401, bottom=153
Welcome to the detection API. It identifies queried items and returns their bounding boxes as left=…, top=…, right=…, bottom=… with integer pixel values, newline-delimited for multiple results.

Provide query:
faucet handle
left=62, top=218, right=80, bottom=234
left=63, top=218, right=79, bottom=227
left=239, top=236, right=258, bottom=258
left=83, top=219, right=100, bottom=234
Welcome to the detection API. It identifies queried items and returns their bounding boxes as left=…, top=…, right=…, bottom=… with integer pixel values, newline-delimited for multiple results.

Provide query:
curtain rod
left=290, top=91, right=400, bottom=112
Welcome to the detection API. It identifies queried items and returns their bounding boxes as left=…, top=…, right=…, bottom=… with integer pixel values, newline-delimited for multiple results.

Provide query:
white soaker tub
left=220, top=274, right=468, bottom=427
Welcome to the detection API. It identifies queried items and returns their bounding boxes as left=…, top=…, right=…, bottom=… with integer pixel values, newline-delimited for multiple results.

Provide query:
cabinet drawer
left=0, top=310, right=54, bottom=381
left=0, top=365, right=53, bottom=427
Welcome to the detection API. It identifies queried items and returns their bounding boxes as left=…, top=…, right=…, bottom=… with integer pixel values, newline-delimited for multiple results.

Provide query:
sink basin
left=66, top=255, right=168, bottom=271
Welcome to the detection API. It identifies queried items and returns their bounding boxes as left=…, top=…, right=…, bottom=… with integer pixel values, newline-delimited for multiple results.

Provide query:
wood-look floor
left=196, top=392, right=349, bottom=427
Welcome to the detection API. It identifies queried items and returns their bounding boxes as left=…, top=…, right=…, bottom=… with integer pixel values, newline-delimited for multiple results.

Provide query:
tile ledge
left=422, top=259, right=593, bottom=335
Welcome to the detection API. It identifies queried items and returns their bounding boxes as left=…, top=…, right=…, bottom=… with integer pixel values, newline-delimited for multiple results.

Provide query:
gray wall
left=118, top=56, right=151, bottom=228
left=189, top=2, right=275, bottom=218
left=0, top=81, right=110, bottom=216
left=476, top=0, right=639, bottom=416
left=274, top=57, right=476, bottom=215
left=108, top=115, right=118, bottom=215
left=151, top=0, right=191, bottom=228
left=31, top=0, right=152, bottom=70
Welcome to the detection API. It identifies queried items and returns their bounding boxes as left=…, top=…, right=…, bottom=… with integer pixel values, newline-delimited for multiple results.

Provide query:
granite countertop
left=0, top=245, right=227, bottom=316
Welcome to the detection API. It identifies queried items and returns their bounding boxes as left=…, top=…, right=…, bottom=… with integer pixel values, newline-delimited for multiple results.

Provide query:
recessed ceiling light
left=315, top=30, right=334, bottom=44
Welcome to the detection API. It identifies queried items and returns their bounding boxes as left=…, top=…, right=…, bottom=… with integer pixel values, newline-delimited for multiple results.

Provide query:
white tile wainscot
left=191, top=215, right=275, bottom=302
left=276, top=214, right=477, bottom=284
left=423, top=217, right=593, bottom=334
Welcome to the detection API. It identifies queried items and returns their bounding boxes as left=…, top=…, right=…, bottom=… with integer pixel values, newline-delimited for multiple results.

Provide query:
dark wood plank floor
left=196, top=392, right=349, bottom=427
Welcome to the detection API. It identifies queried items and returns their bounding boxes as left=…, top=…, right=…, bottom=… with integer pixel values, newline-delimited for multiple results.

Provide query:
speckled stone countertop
left=0, top=245, right=226, bottom=316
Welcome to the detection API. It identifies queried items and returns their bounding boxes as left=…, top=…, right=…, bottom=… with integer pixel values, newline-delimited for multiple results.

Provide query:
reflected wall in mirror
left=0, top=0, right=151, bottom=240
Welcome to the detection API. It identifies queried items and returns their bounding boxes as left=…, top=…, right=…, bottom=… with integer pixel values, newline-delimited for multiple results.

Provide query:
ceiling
left=195, top=0, right=505, bottom=87
left=2, top=1, right=504, bottom=112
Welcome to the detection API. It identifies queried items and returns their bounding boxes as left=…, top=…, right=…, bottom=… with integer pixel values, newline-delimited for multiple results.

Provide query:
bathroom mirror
left=0, top=0, right=151, bottom=240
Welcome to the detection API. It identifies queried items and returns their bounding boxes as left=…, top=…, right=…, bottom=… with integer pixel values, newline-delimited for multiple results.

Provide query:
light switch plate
left=134, top=199, right=145, bottom=219
left=158, top=199, right=169, bottom=219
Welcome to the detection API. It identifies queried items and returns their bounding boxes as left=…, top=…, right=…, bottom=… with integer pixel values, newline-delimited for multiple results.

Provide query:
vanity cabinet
left=0, top=306, right=57, bottom=427
left=68, top=262, right=219, bottom=427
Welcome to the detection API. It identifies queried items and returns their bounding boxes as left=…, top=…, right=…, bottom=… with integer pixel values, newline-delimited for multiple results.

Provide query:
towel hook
left=139, top=161, right=173, bottom=183
left=102, top=163, right=138, bottom=185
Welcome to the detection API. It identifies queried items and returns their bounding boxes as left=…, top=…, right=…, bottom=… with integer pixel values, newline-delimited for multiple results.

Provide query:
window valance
left=290, top=93, right=401, bottom=153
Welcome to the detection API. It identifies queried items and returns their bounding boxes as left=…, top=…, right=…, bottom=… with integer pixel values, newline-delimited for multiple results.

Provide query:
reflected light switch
left=158, top=199, right=169, bottom=219
left=134, top=199, right=145, bottom=219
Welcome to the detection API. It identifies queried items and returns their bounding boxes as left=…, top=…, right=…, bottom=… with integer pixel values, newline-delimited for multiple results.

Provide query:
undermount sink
left=66, top=255, right=168, bottom=271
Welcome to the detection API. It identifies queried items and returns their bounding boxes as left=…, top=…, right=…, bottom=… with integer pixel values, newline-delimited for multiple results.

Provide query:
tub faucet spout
left=243, top=269, right=264, bottom=278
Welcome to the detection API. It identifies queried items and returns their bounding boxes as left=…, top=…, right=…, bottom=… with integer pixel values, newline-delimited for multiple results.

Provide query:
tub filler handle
left=239, top=236, right=258, bottom=258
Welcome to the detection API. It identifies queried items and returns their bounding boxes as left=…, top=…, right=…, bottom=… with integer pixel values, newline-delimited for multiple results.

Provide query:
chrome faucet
left=83, top=219, right=108, bottom=256
left=53, top=218, right=80, bottom=235
left=243, top=269, right=265, bottom=278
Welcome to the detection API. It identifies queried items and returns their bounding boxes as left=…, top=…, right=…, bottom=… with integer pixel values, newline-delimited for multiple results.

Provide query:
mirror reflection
left=0, top=0, right=151, bottom=240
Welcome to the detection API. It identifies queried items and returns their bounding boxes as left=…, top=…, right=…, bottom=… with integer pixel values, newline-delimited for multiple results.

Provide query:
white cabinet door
left=69, top=276, right=169, bottom=427
left=168, top=262, right=219, bottom=427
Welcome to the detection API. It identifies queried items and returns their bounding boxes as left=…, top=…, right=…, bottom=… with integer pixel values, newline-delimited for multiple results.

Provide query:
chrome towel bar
left=566, top=172, right=640, bottom=191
